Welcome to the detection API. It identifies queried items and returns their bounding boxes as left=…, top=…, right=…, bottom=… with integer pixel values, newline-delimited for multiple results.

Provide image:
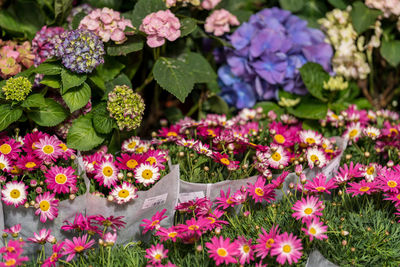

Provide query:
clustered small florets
left=0, top=40, right=35, bottom=79
left=2, top=77, right=32, bottom=101
left=32, top=26, right=65, bottom=67
left=107, top=85, right=145, bottom=131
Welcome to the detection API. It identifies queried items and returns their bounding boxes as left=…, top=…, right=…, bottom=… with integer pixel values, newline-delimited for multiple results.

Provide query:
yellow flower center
left=306, top=137, right=316, bottom=145
left=59, top=143, right=68, bottom=151
left=50, top=252, right=58, bottom=262
left=266, top=238, right=274, bottom=248
left=74, top=245, right=85, bottom=253
left=118, top=189, right=129, bottom=198
left=142, top=170, right=153, bottom=180
left=390, top=128, right=398, bottom=136
left=40, top=200, right=50, bottom=211
left=0, top=144, right=11, bottom=154
left=388, top=181, right=397, bottom=188
left=310, top=155, right=319, bottom=162
left=274, top=134, right=285, bottom=144
left=255, top=187, right=264, bottom=196
left=272, top=152, right=281, bottom=161
left=11, top=166, right=20, bottom=175
left=6, top=247, right=15, bottom=253
left=25, top=162, right=36, bottom=168
left=188, top=225, right=199, bottom=231
left=309, top=227, right=317, bottom=235
left=126, top=159, right=138, bottom=169
left=349, top=129, right=358, bottom=138
left=226, top=198, right=234, bottom=204
left=207, top=129, right=215, bottom=137
left=146, top=157, right=157, bottom=165
left=55, top=174, right=67, bottom=184
left=168, top=232, right=178, bottom=238
left=220, top=158, right=230, bottom=166
left=366, top=166, right=375, bottom=175
left=5, top=258, right=16, bottom=266
left=154, top=254, right=162, bottom=260
left=315, top=186, right=326, bottom=192
left=0, top=163, right=5, bottom=170
left=10, top=189, right=21, bottom=199
left=217, top=248, right=228, bottom=257
left=151, top=220, right=160, bottom=226
left=359, top=186, right=370, bottom=192
left=304, top=208, right=313, bottom=215
left=32, top=142, right=37, bottom=150
left=332, top=114, right=339, bottom=120
left=102, top=166, right=113, bottom=177
left=282, top=244, right=292, bottom=253
left=128, top=141, right=136, bottom=149
left=396, top=194, right=400, bottom=201
left=207, top=217, right=216, bottom=224
left=136, top=147, right=145, bottom=153
left=43, top=145, right=54, bottom=154
left=243, top=245, right=250, bottom=253
left=167, top=132, right=177, bottom=137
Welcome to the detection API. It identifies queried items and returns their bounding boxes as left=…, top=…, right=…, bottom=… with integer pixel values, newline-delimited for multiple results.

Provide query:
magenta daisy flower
left=27, top=228, right=53, bottom=244
left=90, top=215, right=126, bottom=231
left=236, top=236, right=254, bottom=265
left=215, top=188, right=236, bottom=210
left=34, top=135, right=63, bottom=162
left=45, top=166, right=77, bottom=194
left=1, top=253, right=29, bottom=267
left=203, top=209, right=229, bottom=231
left=347, top=180, right=378, bottom=196
left=61, top=213, right=92, bottom=232
left=145, top=243, right=169, bottom=265
left=22, top=131, right=49, bottom=153
left=302, top=218, right=328, bottom=241
left=3, top=224, right=21, bottom=236
left=304, top=173, right=338, bottom=194
left=0, top=138, right=21, bottom=159
left=292, top=196, right=324, bottom=222
left=377, top=169, right=400, bottom=193
left=35, top=192, right=59, bottom=223
left=62, top=234, right=95, bottom=262
left=94, top=159, right=119, bottom=188
left=140, top=209, right=168, bottom=234
left=248, top=176, right=274, bottom=203
left=212, top=152, right=240, bottom=171
left=116, top=153, right=142, bottom=171
left=176, top=218, right=209, bottom=237
left=206, top=236, right=238, bottom=266
left=16, top=154, right=41, bottom=171
left=142, top=150, right=167, bottom=169
left=155, top=226, right=180, bottom=242
left=383, top=192, right=400, bottom=207
left=0, top=154, right=12, bottom=172
left=158, top=125, right=181, bottom=140
left=59, top=142, right=75, bottom=160
left=270, top=232, right=303, bottom=265
left=42, top=242, right=64, bottom=267
left=334, top=162, right=364, bottom=184
left=254, top=225, right=280, bottom=259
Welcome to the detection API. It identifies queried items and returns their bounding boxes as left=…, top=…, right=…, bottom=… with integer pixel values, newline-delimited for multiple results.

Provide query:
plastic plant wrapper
left=306, top=250, right=338, bottom=267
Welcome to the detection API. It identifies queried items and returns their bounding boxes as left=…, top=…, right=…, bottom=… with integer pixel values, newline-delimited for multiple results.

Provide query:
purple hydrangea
left=217, top=7, right=333, bottom=109
left=54, top=29, right=105, bottom=73
left=32, top=26, right=65, bottom=67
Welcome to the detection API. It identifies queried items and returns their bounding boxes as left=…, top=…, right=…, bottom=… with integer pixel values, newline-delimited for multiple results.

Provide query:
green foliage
left=34, top=62, right=63, bottom=75
left=350, top=1, right=382, bottom=34
left=300, top=63, right=329, bottom=102
left=61, top=68, right=87, bottom=94
left=21, top=94, right=46, bottom=108
left=380, top=40, right=400, bottom=67
left=107, top=36, right=145, bottom=56
left=92, top=102, right=116, bottom=134
left=27, top=98, right=68, bottom=127
left=62, top=82, right=91, bottom=113
left=287, top=97, right=328, bottom=119
left=180, top=18, right=198, bottom=37
left=67, top=114, right=105, bottom=151
left=254, top=101, right=285, bottom=117
left=279, top=0, right=305, bottom=12
left=0, top=105, right=23, bottom=131
left=129, top=0, right=166, bottom=28
left=54, top=0, right=73, bottom=25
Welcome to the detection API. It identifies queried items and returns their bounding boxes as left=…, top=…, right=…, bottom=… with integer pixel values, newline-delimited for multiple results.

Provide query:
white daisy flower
left=194, top=142, right=213, bottom=157
left=266, top=145, right=289, bottom=169
left=122, top=137, right=142, bottom=153
left=343, top=122, right=363, bottom=142
left=363, top=164, right=377, bottom=182
left=306, top=147, right=327, bottom=169
left=299, top=130, right=322, bottom=146
left=111, top=182, right=138, bottom=204
left=2, top=181, right=27, bottom=207
left=94, top=161, right=119, bottom=188
left=363, top=126, right=380, bottom=139
left=238, top=108, right=257, bottom=121
left=135, top=163, right=160, bottom=186
left=0, top=154, right=12, bottom=172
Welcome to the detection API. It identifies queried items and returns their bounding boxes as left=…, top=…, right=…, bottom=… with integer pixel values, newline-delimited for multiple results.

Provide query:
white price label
left=142, top=193, right=168, bottom=209
left=178, top=191, right=205, bottom=203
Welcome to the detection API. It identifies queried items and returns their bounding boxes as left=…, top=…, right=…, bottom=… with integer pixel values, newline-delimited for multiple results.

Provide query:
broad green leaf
left=302, top=120, right=321, bottom=131
left=34, top=62, right=62, bottom=75
left=0, top=105, right=22, bottom=131
left=164, top=107, right=184, bottom=124
left=61, top=68, right=87, bottom=93
left=107, top=36, right=144, bottom=56
left=54, top=0, right=73, bottom=25
left=350, top=1, right=381, bottom=34
left=353, top=98, right=372, bottom=110
left=254, top=101, right=284, bottom=117
left=62, top=83, right=91, bottom=113
left=231, top=10, right=253, bottom=23
left=67, top=114, right=105, bottom=151
left=298, top=0, right=328, bottom=28
left=40, top=75, right=61, bottom=88
left=180, top=18, right=197, bottom=37
left=86, top=0, right=122, bottom=9
left=27, top=98, right=68, bottom=127
left=130, top=0, right=166, bottom=28
left=380, top=40, right=400, bottom=67
left=287, top=98, right=328, bottom=119
left=94, top=57, right=125, bottom=82
left=72, top=11, right=87, bottom=29
left=103, top=73, right=132, bottom=100
left=186, top=52, right=217, bottom=84
left=92, top=103, right=116, bottom=134
left=0, top=10, right=37, bottom=38
left=279, top=0, right=305, bottom=12
left=299, top=62, right=329, bottom=102
left=328, top=0, right=348, bottom=9
left=207, top=95, right=230, bottom=115
left=21, top=94, right=46, bottom=108
left=153, top=57, right=195, bottom=102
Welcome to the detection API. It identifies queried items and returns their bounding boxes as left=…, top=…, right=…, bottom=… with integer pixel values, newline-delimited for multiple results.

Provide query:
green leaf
left=231, top=10, right=252, bottom=23
left=298, top=0, right=328, bottom=28
left=61, top=68, right=87, bottom=93
left=0, top=10, right=38, bottom=38
left=67, top=114, right=105, bottom=151
left=54, top=0, right=73, bottom=25
left=380, top=40, right=400, bottom=67
left=130, top=0, right=166, bottom=28
left=302, top=120, right=321, bottom=131
left=287, top=98, right=328, bottom=119
left=207, top=95, right=229, bottom=115
left=350, top=1, right=381, bottom=34
left=164, top=107, right=183, bottom=124
left=299, top=62, right=329, bottom=102
left=279, top=0, right=305, bottom=12
left=353, top=98, right=372, bottom=110
left=0, top=105, right=22, bottom=131
left=40, top=75, right=61, bottom=88
left=254, top=101, right=284, bottom=117
left=21, top=94, right=46, bottom=108
left=34, top=62, right=62, bottom=75
left=86, top=0, right=122, bottom=9
left=72, top=11, right=87, bottom=30
left=94, top=57, right=125, bottom=82
left=103, top=73, right=132, bottom=100
left=107, top=36, right=144, bottom=56
left=328, top=0, right=348, bottom=9
left=92, top=103, right=116, bottom=134
left=180, top=18, right=197, bottom=37
left=28, top=98, right=68, bottom=127
left=62, top=83, right=91, bottom=113
left=153, top=57, right=195, bottom=102
left=185, top=52, right=217, bottom=84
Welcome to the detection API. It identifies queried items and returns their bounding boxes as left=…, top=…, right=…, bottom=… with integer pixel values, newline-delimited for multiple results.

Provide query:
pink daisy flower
left=90, top=215, right=126, bottom=231
left=16, top=154, right=41, bottom=171
left=94, top=159, right=119, bottom=188
left=265, top=145, right=290, bottom=169
left=0, top=239, right=24, bottom=255
left=206, top=236, right=238, bottom=266
left=215, top=188, right=236, bottom=210
left=304, top=173, right=338, bottom=194
left=193, top=142, right=213, bottom=157
left=302, top=218, right=328, bottom=241
left=377, top=169, right=400, bottom=193
left=248, top=176, right=275, bottom=203
left=62, top=234, right=95, bottom=262
left=291, top=196, right=324, bottom=223
left=1, top=253, right=29, bottom=267
left=0, top=138, right=21, bottom=159
left=116, top=153, right=142, bottom=171
left=270, top=232, right=303, bottom=265
left=0, top=154, right=12, bottom=172
left=145, top=243, right=168, bottom=265
left=34, top=135, right=63, bottom=162
left=236, top=236, right=254, bottom=265
left=347, top=180, right=378, bottom=196
left=35, top=192, right=59, bottom=223
left=45, top=166, right=77, bottom=194
left=202, top=209, right=229, bottom=231
left=334, top=162, right=364, bottom=184
left=176, top=218, right=209, bottom=237
left=83, top=152, right=104, bottom=174
left=299, top=130, right=323, bottom=146
left=254, top=225, right=280, bottom=259
left=140, top=209, right=168, bottom=234
left=3, top=224, right=21, bottom=236
left=342, top=122, right=363, bottom=142
left=27, top=228, right=54, bottom=244
left=22, top=131, right=49, bottom=153
left=62, top=213, right=93, bottom=232
left=42, top=242, right=64, bottom=267
left=141, top=150, right=167, bottom=169
left=383, top=192, right=400, bottom=207
left=158, top=125, right=181, bottom=140
left=155, top=226, right=180, bottom=242
left=59, top=142, right=75, bottom=160
left=212, top=152, right=240, bottom=170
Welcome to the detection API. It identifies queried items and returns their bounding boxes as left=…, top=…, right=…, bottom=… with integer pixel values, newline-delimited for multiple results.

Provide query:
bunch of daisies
left=83, top=136, right=168, bottom=205
left=0, top=130, right=84, bottom=223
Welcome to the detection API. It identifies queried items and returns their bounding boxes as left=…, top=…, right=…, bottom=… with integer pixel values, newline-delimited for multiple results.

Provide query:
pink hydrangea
left=365, top=0, right=400, bottom=17
left=166, top=0, right=177, bottom=7
left=79, top=7, right=134, bottom=44
left=139, top=10, right=181, bottom=48
left=201, top=0, right=221, bottom=10
left=204, top=9, right=239, bottom=36
left=0, top=40, right=34, bottom=79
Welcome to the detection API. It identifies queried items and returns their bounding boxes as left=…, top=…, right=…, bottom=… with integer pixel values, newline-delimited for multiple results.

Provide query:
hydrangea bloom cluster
left=318, top=8, right=381, bottom=80
left=79, top=8, right=134, bottom=44
left=201, top=0, right=221, bottom=10
left=365, top=0, right=400, bottom=17
left=216, top=8, right=333, bottom=109
left=165, top=0, right=200, bottom=8
left=205, top=9, right=239, bottom=36
left=2, top=77, right=32, bottom=101
left=67, top=3, right=94, bottom=28
left=107, top=85, right=145, bottom=131
left=53, top=29, right=105, bottom=73
left=32, top=26, right=65, bottom=66
left=0, top=40, right=35, bottom=79
left=140, top=10, right=181, bottom=48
